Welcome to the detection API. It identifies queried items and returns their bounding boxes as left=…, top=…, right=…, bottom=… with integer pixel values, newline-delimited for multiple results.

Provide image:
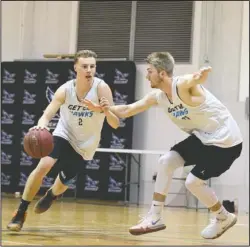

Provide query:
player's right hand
left=29, top=125, right=50, bottom=131
left=81, top=99, right=102, bottom=112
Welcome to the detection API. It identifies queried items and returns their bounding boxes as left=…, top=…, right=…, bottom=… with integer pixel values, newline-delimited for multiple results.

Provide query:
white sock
left=149, top=200, right=164, bottom=215
left=213, top=205, right=229, bottom=220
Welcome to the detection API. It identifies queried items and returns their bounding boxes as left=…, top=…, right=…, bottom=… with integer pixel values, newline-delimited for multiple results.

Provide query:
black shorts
left=49, top=136, right=84, bottom=185
left=171, top=134, right=242, bottom=180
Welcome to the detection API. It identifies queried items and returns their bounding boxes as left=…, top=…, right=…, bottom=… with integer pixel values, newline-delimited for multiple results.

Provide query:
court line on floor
left=25, top=222, right=248, bottom=228
left=2, top=240, right=42, bottom=246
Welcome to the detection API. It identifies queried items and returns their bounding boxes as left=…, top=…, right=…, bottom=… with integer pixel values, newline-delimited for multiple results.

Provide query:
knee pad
left=185, top=172, right=205, bottom=191
left=59, top=170, right=77, bottom=186
left=158, top=151, right=185, bottom=174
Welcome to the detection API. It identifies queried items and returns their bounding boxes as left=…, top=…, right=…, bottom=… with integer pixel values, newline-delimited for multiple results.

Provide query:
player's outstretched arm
left=177, top=66, right=212, bottom=89
left=109, top=91, right=158, bottom=118
left=97, top=82, right=120, bottom=129
left=35, top=86, right=66, bottom=130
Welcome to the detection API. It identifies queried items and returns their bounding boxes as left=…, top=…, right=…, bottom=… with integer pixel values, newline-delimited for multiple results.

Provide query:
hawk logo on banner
left=23, top=90, right=36, bottom=104
left=68, top=69, right=76, bottom=80
left=1, top=173, right=11, bottom=185
left=19, top=173, right=28, bottom=186
left=86, top=158, right=100, bottom=170
left=45, top=69, right=59, bottom=84
left=2, top=69, right=15, bottom=84
left=119, top=118, right=126, bottom=127
left=95, top=72, right=105, bottom=80
left=24, top=70, right=37, bottom=84
left=113, top=90, right=128, bottom=105
left=1, top=110, right=14, bottom=124
left=84, top=175, right=99, bottom=191
left=2, top=90, right=15, bottom=104
left=41, top=176, right=54, bottom=188
left=1, top=151, right=12, bottom=165
left=110, top=133, right=126, bottom=149
left=1, top=130, right=13, bottom=145
left=108, top=177, right=123, bottom=193
left=114, top=69, right=128, bottom=84
left=109, top=154, right=124, bottom=171
left=22, top=110, right=35, bottom=125
left=45, top=87, right=60, bottom=129
left=21, top=131, right=27, bottom=145
left=20, top=151, right=33, bottom=166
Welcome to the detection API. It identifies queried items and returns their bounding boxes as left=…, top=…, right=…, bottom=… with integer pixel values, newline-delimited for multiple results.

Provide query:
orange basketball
left=23, top=128, right=54, bottom=158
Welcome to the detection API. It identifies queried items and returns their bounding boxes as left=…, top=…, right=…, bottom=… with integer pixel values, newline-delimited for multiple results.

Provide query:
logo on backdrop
left=46, top=87, right=60, bottom=129
left=20, top=151, right=33, bottom=166
left=108, top=177, right=123, bottom=193
left=95, top=72, right=105, bottom=80
left=113, top=90, right=128, bottom=105
left=23, top=90, right=36, bottom=104
left=19, top=173, right=54, bottom=187
left=109, top=154, right=124, bottom=171
left=1, top=130, right=13, bottom=145
left=114, top=69, right=128, bottom=84
left=119, top=118, right=126, bottom=127
left=68, top=69, right=76, bottom=80
left=45, top=69, right=59, bottom=84
left=22, top=110, right=35, bottom=125
left=2, top=90, right=15, bottom=104
left=1, top=110, right=14, bottom=124
left=24, top=69, right=37, bottom=84
left=86, top=158, right=100, bottom=170
left=1, top=173, right=11, bottom=185
left=21, top=131, right=27, bottom=145
left=1, top=151, right=12, bottom=165
left=84, top=175, right=99, bottom=191
left=2, top=69, right=15, bottom=84
left=110, top=133, right=126, bottom=149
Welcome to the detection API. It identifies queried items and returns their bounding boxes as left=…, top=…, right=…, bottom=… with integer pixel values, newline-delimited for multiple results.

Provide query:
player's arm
left=109, top=91, right=158, bottom=118
left=36, top=86, right=66, bottom=129
left=177, top=66, right=212, bottom=90
left=97, top=82, right=120, bottom=129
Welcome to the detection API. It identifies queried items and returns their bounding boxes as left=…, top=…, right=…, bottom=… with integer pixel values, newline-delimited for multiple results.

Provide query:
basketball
left=23, top=128, right=54, bottom=158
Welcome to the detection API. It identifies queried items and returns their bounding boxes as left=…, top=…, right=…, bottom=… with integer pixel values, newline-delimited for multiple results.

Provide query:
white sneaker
left=201, top=213, right=237, bottom=239
left=129, top=213, right=166, bottom=235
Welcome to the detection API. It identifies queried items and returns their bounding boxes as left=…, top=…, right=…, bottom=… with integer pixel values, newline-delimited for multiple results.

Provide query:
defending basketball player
left=7, top=50, right=119, bottom=232
left=84, top=52, right=243, bottom=239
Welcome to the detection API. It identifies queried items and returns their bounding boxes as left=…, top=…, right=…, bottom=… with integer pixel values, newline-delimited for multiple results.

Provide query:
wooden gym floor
left=1, top=196, right=249, bottom=246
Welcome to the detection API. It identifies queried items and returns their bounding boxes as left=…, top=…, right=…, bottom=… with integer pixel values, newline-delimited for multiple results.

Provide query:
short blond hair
left=146, top=52, right=175, bottom=77
left=74, top=50, right=97, bottom=64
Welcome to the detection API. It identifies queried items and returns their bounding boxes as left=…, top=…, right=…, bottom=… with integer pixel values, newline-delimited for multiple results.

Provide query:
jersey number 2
left=78, top=118, right=83, bottom=126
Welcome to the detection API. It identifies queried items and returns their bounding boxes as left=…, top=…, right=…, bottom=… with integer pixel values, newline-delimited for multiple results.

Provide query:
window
left=77, top=1, right=194, bottom=62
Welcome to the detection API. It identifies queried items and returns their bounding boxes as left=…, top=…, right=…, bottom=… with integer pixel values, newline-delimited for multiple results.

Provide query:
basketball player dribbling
left=7, top=50, right=120, bottom=232
left=85, top=52, right=243, bottom=239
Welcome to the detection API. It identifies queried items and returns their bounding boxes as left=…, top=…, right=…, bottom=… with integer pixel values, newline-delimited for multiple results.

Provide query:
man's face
left=146, top=64, right=162, bottom=89
left=74, top=57, right=96, bottom=81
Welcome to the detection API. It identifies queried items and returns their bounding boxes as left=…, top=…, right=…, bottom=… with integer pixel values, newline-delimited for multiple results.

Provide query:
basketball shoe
left=34, top=188, right=58, bottom=214
left=201, top=213, right=237, bottom=239
left=129, top=212, right=166, bottom=235
left=7, top=210, right=27, bottom=232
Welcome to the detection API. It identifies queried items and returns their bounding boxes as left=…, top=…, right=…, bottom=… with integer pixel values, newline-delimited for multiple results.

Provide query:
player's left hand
left=193, top=66, right=212, bottom=82
left=81, top=99, right=102, bottom=112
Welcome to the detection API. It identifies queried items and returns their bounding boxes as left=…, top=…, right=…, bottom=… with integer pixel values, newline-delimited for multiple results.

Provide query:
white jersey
left=155, top=76, right=243, bottom=148
left=53, top=78, right=105, bottom=160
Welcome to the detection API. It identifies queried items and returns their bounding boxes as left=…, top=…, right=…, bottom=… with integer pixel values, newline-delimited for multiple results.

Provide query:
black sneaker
left=34, top=189, right=57, bottom=214
left=7, top=210, right=27, bottom=232
left=222, top=200, right=236, bottom=213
